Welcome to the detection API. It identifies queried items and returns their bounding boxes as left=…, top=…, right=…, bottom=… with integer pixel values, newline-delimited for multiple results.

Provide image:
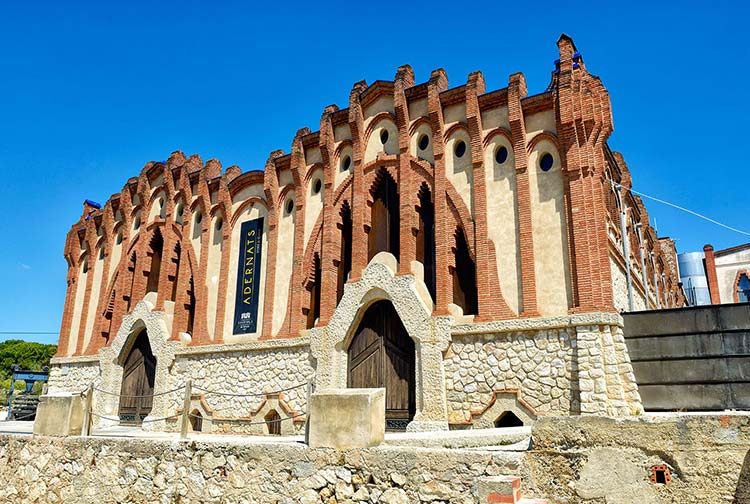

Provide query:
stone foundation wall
left=47, top=358, right=100, bottom=394
left=445, top=329, right=573, bottom=422
left=164, top=343, right=313, bottom=419
left=2, top=414, right=749, bottom=503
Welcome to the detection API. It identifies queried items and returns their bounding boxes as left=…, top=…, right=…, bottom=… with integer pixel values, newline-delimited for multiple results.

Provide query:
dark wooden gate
left=119, top=331, right=156, bottom=425
left=347, top=300, right=415, bottom=430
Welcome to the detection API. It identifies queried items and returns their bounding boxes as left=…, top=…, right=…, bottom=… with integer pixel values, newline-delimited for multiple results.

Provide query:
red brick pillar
left=317, top=107, right=338, bottom=326
left=348, top=82, right=368, bottom=282
left=704, top=244, right=720, bottom=304
left=426, top=69, right=450, bottom=315
left=394, top=65, right=416, bottom=277
left=466, top=71, right=511, bottom=321
left=508, top=73, right=538, bottom=317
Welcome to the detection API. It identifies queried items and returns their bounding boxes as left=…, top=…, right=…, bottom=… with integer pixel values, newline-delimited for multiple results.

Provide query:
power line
left=0, top=331, right=58, bottom=334
left=612, top=181, right=750, bottom=237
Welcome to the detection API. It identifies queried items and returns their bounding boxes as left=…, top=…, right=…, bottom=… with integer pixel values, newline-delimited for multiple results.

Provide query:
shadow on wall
left=735, top=450, right=750, bottom=503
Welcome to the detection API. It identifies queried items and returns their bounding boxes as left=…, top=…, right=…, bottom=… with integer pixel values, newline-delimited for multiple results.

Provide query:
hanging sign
left=233, top=217, right=264, bottom=334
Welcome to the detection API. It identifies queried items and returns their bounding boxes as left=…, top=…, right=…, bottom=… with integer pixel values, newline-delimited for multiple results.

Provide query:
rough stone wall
left=445, top=329, right=573, bottom=422
left=2, top=414, right=749, bottom=503
left=0, top=435, right=526, bottom=504
left=165, top=346, right=313, bottom=419
left=47, top=359, right=100, bottom=394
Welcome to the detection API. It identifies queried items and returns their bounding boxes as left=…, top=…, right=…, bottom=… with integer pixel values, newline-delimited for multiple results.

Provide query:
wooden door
left=347, top=301, right=415, bottom=430
left=119, top=331, right=156, bottom=425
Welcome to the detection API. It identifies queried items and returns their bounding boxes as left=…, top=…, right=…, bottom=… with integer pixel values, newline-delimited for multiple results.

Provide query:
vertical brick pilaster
left=261, top=154, right=281, bottom=339
left=318, top=107, right=338, bottom=325
left=348, top=82, right=368, bottom=282
left=426, top=69, right=450, bottom=314
left=394, top=65, right=416, bottom=276
left=466, top=71, right=511, bottom=320
left=704, top=244, right=720, bottom=304
left=73, top=230, right=97, bottom=356
left=286, top=130, right=310, bottom=337
left=508, top=73, right=538, bottom=317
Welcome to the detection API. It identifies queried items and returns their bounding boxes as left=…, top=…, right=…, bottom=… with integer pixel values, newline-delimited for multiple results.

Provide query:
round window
left=134, top=215, right=141, bottom=230
left=312, top=178, right=322, bottom=195
left=455, top=140, right=466, bottom=158
left=495, top=146, right=508, bottom=164
left=195, top=212, right=203, bottom=224
left=286, top=199, right=294, bottom=215
left=540, top=153, right=554, bottom=172
left=341, top=155, right=352, bottom=171
left=176, top=204, right=184, bottom=218
left=380, top=129, right=389, bottom=145
left=215, top=218, right=223, bottom=231
left=116, top=232, right=123, bottom=245
left=418, top=134, right=430, bottom=151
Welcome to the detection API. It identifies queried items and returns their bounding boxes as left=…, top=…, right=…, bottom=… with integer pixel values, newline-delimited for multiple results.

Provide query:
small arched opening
left=337, top=202, right=353, bottom=303
left=265, top=409, right=282, bottom=435
left=190, top=409, right=203, bottom=432
left=452, top=227, right=477, bottom=315
left=494, top=411, right=524, bottom=428
left=368, top=170, right=400, bottom=262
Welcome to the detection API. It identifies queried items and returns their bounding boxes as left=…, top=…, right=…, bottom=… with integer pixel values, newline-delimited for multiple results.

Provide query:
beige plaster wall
left=333, top=124, right=351, bottom=142
left=231, top=183, right=265, bottom=213
left=190, top=210, right=202, bottom=264
left=528, top=142, right=572, bottom=316
left=305, top=147, right=322, bottom=166
left=524, top=110, right=557, bottom=137
left=409, top=123, right=434, bottom=164
left=67, top=259, right=88, bottom=356
left=480, top=107, right=509, bottom=132
left=82, top=250, right=105, bottom=351
left=442, top=104, right=466, bottom=127
left=205, top=214, right=224, bottom=341
left=334, top=145, right=353, bottom=190
left=444, top=130, right=474, bottom=216
left=364, top=120, right=398, bottom=163
left=148, top=192, right=166, bottom=222
left=272, top=192, right=296, bottom=335
left=407, top=98, right=427, bottom=119
left=304, top=169, right=324, bottom=249
left=107, top=230, right=123, bottom=285
left=222, top=204, right=269, bottom=343
left=363, top=96, right=394, bottom=125
left=484, top=133, right=521, bottom=314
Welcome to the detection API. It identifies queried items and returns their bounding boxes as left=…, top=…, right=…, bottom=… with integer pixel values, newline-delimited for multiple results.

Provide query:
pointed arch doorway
left=347, top=300, right=415, bottom=430
left=118, top=330, right=156, bottom=425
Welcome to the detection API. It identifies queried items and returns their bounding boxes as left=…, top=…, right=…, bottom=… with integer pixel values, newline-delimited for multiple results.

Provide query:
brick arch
left=443, top=122, right=470, bottom=142
left=363, top=111, right=397, bottom=140
left=482, top=126, right=513, bottom=148
left=230, top=197, right=270, bottom=228
left=526, top=130, right=559, bottom=154
left=734, top=270, right=750, bottom=303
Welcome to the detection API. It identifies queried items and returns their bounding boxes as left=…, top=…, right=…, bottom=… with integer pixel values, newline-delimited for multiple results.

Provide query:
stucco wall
left=715, top=248, right=750, bottom=303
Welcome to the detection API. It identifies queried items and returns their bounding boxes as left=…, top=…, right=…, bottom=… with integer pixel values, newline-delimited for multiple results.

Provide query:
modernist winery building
left=48, top=35, right=684, bottom=432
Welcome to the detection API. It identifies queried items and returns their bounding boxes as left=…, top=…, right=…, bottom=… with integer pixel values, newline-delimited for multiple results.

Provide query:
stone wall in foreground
left=2, top=414, right=749, bottom=503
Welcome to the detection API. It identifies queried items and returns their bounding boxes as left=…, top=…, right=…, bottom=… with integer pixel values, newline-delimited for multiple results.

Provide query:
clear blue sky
left=0, top=0, right=747, bottom=345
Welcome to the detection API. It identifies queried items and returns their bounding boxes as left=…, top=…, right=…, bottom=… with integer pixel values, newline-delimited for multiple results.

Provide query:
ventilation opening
left=190, top=409, right=203, bottom=432
left=265, top=409, right=281, bottom=435
left=494, top=411, right=524, bottom=428
left=649, top=465, right=672, bottom=485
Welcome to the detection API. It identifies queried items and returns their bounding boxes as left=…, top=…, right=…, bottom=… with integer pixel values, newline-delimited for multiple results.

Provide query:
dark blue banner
left=233, top=217, right=264, bottom=334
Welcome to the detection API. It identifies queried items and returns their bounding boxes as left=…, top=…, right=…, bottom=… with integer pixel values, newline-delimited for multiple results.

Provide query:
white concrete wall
left=82, top=249, right=105, bottom=351
left=67, top=258, right=88, bottom=356
left=364, top=120, right=398, bottom=163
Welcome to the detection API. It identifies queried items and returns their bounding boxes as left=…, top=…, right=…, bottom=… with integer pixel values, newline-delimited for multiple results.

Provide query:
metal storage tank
left=678, top=252, right=711, bottom=306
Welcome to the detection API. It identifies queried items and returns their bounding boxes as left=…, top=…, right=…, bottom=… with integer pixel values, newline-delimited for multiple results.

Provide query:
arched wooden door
left=119, top=331, right=156, bottom=425
left=347, top=300, right=415, bottom=430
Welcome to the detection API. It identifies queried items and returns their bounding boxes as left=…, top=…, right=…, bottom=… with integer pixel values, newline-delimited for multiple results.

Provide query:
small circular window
left=540, top=153, right=554, bottom=172
left=215, top=218, right=223, bottom=231
left=380, top=129, right=389, bottom=145
left=176, top=204, right=184, bottom=218
left=418, top=134, right=430, bottom=151
left=495, top=146, right=508, bottom=164
left=158, top=197, right=164, bottom=209
left=195, top=212, right=203, bottom=224
left=116, top=232, right=123, bottom=245
left=341, top=155, right=352, bottom=171
left=455, top=140, right=466, bottom=158
left=312, top=178, right=322, bottom=195
left=286, top=199, right=294, bottom=215
left=99, top=248, right=105, bottom=260
left=134, top=215, right=141, bottom=230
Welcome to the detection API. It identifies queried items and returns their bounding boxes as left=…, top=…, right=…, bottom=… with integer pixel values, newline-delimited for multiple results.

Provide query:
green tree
left=0, top=340, right=57, bottom=405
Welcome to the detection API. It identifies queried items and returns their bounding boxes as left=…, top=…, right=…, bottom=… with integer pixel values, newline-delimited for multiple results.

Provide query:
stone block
left=33, top=394, right=84, bottom=437
left=308, top=388, right=384, bottom=449
left=476, top=475, right=521, bottom=503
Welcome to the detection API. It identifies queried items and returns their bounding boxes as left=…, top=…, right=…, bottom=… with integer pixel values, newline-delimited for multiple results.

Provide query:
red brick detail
left=704, top=244, right=720, bottom=304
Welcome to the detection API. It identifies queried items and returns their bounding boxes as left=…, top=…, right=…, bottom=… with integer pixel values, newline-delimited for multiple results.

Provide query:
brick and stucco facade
left=49, top=35, right=683, bottom=431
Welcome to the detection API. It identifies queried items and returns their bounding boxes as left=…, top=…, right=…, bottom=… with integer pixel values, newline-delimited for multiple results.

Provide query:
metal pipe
left=651, top=252, right=661, bottom=309
left=636, top=223, right=649, bottom=308
left=616, top=184, right=635, bottom=311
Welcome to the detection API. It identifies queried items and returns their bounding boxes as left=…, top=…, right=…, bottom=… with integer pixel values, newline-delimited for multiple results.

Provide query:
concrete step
left=382, top=426, right=532, bottom=449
